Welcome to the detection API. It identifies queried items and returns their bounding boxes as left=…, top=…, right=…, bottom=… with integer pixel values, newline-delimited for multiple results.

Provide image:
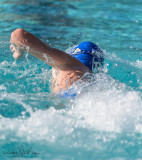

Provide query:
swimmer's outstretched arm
left=10, top=28, right=86, bottom=70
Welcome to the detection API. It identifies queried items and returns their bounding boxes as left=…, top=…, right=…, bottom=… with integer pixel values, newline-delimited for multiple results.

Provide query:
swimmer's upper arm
left=43, top=47, right=81, bottom=69
left=27, top=42, right=84, bottom=70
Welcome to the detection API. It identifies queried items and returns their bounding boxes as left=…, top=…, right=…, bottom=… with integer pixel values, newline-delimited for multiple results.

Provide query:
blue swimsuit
left=58, top=88, right=77, bottom=98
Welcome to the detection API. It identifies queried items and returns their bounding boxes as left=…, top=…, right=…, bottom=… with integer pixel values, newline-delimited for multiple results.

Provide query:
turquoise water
left=1, top=0, right=142, bottom=159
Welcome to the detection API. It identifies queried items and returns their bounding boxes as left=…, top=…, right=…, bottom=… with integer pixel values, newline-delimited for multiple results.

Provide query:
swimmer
left=10, top=28, right=104, bottom=95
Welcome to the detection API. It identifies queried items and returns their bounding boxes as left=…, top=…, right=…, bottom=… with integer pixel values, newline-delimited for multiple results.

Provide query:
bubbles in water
left=1, top=46, right=142, bottom=158
left=1, top=73, right=142, bottom=146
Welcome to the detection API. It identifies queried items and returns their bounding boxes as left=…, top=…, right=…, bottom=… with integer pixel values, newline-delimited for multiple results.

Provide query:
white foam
left=1, top=73, right=142, bottom=146
left=1, top=48, right=142, bottom=149
left=71, top=74, right=142, bottom=133
left=0, top=84, right=6, bottom=91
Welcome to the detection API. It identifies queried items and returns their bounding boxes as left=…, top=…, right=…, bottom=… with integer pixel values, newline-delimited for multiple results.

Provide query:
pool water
left=1, top=0, right=142, bottom=159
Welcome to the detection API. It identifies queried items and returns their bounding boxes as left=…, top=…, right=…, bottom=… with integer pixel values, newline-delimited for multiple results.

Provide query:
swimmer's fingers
left=13, top=50, right=24, bottom=59
left=10, top=44, right=13, bottom=49
left=10, top=44, right=14, bottom=50
left=10, top=44, right=15, bottom=53
left=10, top=43, right=25, bottom=59
left=13, top=52, right=20, bottom=59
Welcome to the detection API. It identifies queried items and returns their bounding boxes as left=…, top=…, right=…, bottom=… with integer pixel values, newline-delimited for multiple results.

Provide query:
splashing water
left=1, top=0, right=142, bottom=159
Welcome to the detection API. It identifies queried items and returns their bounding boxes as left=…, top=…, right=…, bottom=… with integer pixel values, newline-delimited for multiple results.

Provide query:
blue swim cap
left=70, top=41, right=104, bottom=71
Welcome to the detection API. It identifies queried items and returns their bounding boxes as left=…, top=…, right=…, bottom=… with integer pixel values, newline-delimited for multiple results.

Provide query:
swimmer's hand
left=10, top=44, right=25, bottom=60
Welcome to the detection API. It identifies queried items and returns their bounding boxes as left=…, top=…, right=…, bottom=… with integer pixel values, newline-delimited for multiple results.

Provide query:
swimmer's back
left=52, top=67, right=91, bottom=93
